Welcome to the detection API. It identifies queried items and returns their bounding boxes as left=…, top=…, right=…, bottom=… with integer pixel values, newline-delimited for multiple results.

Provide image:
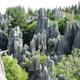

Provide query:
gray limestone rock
left=0, top=55, right=7, bottom=80
left=30, top=30, right=47, bottom=54
left=0, top=14, right=10, bottom=32
left=30, top=34, right=37, bottom=53
left=72, top=23, right=80, bottom=49
left=30, top=8, right=48, bottom=54
left=28, top=57, right=50, bottom=80
left=47, top=24, right=60, bottom=39
left=22, top=44, right=30, bottom=56
left=8, top=26, right=23, bottom=62
left=37, top=8, right=48, bottom=33
left=53, top=22, right=80, bottom=55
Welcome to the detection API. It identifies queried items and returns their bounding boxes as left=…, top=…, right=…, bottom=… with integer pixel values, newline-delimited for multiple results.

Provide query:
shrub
left=2, top=55, right=28, bottom=80
left=27, top=21, right=37, bottom=30
left=58, top=17, right=68, bottom=35
left=38, top=54, right=48, bottom=64
left=52, top=48, right=80, bottom=80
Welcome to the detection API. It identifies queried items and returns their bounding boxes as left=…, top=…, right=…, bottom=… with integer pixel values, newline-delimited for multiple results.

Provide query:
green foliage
left=23, top=58, right=31, bottom=68
left=27, top=21, right=37, bottom=30
left=38, top=53, right=48, bottom=64
left=6, top=6, right=27, bottom=29
left=74, top=15, right=80, bottom=21
left=52, top=48, right=80, bottom=80
left=2, top=55, right=28, bottom=80
left=58, top=17, right=68, bottom=35
left=32, top=52, right=48, bottom=64
left=47, top=9, right=55, bottom=20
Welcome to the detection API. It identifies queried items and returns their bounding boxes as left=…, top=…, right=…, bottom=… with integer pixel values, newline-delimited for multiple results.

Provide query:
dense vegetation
left=2, top=55, right=28, bottom=80
left=6, top=6, right=37, bottom=30
left=24, top=52, right=48, bottom=68
left=52, top=48, right=80, bottom=80
left=6, top=6, right=27, bottom=29
left=58, top=17, right=68, bottom=35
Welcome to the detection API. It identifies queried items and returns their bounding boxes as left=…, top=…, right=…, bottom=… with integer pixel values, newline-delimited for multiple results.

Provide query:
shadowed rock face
left=47, top=24, right=60, bottom=39
left=0, top=56, right=7, bottom=80
left=8, top=26, right=23, bottom=62
left=0, top=30, right=8, bottom=50
left=53, top=22, right=80, bottom=55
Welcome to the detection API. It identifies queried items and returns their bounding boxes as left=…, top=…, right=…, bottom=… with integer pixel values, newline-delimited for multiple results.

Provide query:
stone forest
left=0, top=1, right=80, bottom=80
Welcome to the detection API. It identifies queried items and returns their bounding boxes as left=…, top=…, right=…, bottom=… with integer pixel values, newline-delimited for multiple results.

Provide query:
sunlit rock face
left=8, top=26, right=23, bottom=62
left=47, top=24, right=60, bottom=39
left=0, top=56, right=7, bottom=80
left=36, top=8, right=48, bottom=33
left=30, top=34, right=37, bottom=53
left=30, top=30, right=47, bottom=54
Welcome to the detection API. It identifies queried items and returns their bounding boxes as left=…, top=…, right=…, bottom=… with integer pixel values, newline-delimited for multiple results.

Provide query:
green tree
left=6, top=6, right=27, bottom=29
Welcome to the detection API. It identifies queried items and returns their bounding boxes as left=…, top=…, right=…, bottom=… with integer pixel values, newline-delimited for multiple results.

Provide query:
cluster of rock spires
left=0, top=8, right=80, bottom=80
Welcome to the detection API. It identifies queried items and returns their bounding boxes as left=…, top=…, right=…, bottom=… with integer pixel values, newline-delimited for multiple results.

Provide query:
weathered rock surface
left=30, top=8, right=47, bottom=54
left=47, top=24, right=60, bottom=54
left=8, top=26, right=23, bottom=62
left=30, top=34, right=37, bottom=53
left=0, top=55, right=7, bottom=80
left=52, top=22, right=80, bottom=56
left=0, top=14, right=10, bottom=32
left=72, top=23, right=80, bottom=49
left=36, top=8, right=48, bottom=33
left=28, top=57, right=51, bottom=80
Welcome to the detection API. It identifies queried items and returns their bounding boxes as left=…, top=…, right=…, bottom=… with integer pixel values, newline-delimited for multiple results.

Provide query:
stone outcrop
left=8, top=26, right=23, bottom=62
left=30, top=8, right=47, bottom=54
left=36, top=8, right=48, bottom=33
left=30, top=34, right=37, bottom=53
left=47, top=24, right=60, bottom=54
left=22, top=44, right=30, bottom=56
left=72, top=23, right=80, bottom=49
left=28, top=57, right=52, bottom=80
left=0, top=55, right=7, bottom=80
left=53, top=22, right=80, bottom=55
left=0, top=14, right=10, bottom=32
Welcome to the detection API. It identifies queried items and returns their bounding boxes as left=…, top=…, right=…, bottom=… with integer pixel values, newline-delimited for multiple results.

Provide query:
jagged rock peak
left=37, top=8, right=48, bottom=33
left=8, top=26, right=23, bottom=62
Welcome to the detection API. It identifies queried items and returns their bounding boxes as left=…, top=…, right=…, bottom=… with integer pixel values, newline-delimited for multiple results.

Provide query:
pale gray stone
left=8, top=26, right=23, bottom=62
left=0, top=55, right=7, bottom=80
